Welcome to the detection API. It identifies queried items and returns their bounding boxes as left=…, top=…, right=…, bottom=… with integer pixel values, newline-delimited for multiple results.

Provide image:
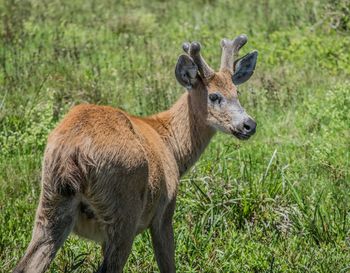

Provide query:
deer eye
left=209, top=93, right=222, bottom=103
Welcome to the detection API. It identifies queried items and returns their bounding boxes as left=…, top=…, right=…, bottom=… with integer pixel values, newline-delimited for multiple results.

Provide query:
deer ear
left=175, top=54, right=198, bottom=90
left=232, top=50, right=258, bottom=85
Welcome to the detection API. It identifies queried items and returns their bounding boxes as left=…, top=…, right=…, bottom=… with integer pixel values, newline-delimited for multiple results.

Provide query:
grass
left=0, top=0, right=349, bottom=272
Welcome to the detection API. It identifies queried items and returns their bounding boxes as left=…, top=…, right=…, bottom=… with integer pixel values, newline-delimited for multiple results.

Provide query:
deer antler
left=220, top=34, right=248, bottom=74
left=182, top=41, right=214, bottom=80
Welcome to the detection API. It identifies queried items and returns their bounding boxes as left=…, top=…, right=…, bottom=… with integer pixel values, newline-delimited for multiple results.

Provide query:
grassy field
left=0, top=0, right=349, bottom=272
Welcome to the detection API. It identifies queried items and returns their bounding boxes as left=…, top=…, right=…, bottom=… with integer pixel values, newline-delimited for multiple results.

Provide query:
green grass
left=0, top=0, right=349, bottom=272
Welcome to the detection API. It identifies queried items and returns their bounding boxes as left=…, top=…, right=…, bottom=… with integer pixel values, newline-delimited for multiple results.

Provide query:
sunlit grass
left=0, top=0, right=349, bottom=272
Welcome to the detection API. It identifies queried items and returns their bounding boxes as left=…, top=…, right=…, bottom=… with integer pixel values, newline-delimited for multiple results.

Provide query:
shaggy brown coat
left=14, top=35, right=258, bottom=273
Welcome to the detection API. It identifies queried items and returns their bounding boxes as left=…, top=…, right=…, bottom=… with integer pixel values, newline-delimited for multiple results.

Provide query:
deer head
left=175, top=34, right=258, bottom=140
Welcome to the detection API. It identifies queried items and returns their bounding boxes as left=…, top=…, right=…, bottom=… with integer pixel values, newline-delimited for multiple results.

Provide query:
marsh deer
left=14, top=34, right=258, bottom=273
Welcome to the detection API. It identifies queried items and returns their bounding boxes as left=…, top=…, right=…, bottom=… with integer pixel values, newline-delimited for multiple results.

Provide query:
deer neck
left=145, top=86, right=216, bottom=176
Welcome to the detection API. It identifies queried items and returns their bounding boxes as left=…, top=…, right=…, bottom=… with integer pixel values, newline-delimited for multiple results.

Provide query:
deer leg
left=150, top=199, right=176, bottom=273
left=91, top=193, right=142, bottom=272
left=94, top=197, right=143, bottom=273
left=90, top=166, right=148, bottom=273
left=93, top=188, right=147, bottom=273
left=13, top=193, right=77, bottom=273
left=96, top=220, right=137, bottom=273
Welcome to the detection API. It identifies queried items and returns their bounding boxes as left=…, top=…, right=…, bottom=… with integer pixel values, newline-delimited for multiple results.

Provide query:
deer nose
left=243, top=118, right=256, bottom=135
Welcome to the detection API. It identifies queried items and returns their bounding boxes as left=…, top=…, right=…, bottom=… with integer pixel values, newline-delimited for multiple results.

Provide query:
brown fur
left=14, top=38, right=257, bottom=273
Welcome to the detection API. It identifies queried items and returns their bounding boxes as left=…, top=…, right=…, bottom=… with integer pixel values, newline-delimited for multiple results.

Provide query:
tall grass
left=0, top=0, right=349, bottom=272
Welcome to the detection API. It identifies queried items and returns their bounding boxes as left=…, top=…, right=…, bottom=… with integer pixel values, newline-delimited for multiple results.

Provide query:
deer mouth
left=229, top=128, right=251, bottom=140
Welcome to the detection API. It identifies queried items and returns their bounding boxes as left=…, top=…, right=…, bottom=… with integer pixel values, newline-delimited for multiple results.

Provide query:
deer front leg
left=150, top=199, right=176, bottom=273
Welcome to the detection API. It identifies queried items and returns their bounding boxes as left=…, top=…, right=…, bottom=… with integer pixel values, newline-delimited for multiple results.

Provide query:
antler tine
left=182, top=42, right=191, bottom=54
left=189, top=42, right=214, bottom=80
left=220, top=34, right=248, bottom=73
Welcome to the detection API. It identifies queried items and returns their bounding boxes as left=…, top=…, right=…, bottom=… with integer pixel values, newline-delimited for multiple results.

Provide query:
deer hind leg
left=89, top=173, right=147, bottom=273
left=96, top=217, right=138, bottom=273
left=93, top=191, right=144, bottom=273
left=13, top=191, right=78, bottom=273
